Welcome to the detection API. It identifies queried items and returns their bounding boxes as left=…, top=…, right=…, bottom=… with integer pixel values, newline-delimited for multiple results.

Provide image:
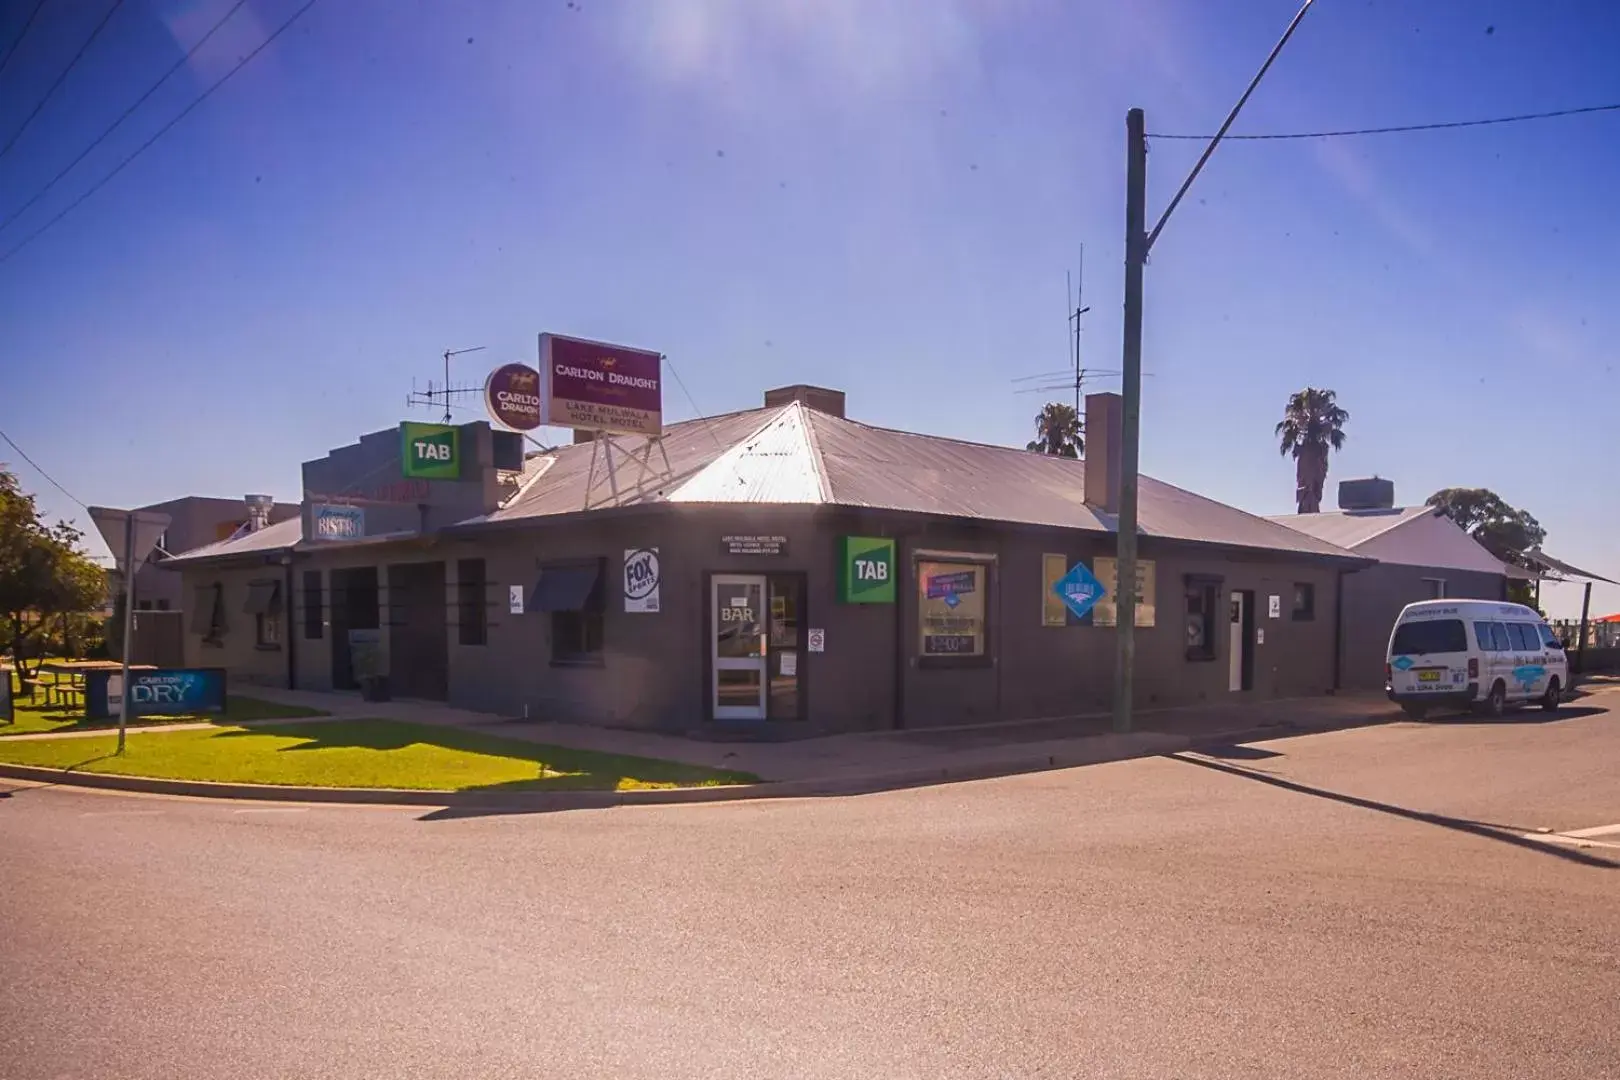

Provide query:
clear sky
left=2, top=0, right=1617, bottom=618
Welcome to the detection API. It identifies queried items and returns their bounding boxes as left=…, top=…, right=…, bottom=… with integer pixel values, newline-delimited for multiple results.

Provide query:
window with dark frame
left=191, top=582, right=226, bottom=644
left=1184, top=577, right=1219, bottom=662
left=457, top=558, right=488, bottom=646
left=303, top=570, right=323, bottom=639
left=246, top=579, right=282, bottom=650
left=537, top=558, right=605, bottom=665
left=1291, top=582, right=1315, bottom=621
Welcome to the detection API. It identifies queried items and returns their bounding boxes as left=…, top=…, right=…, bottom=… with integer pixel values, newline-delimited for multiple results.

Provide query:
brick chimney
left=764, top=384, right=846, bottom=418
left=1083, top=392, right=1123, bottom=514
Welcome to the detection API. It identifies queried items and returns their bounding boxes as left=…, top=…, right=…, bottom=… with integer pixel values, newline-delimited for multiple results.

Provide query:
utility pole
left=116, top=517, right=135, bottom=754
left=1112, top=109, right=1148, bottom=734
left=1112, top=0, right=1317, bottom=734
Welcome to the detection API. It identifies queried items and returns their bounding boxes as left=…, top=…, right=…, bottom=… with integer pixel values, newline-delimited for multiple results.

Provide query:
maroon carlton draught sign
left=538, top=333, right=663, bottom=437
left=484, top=363, right=543, bottom=431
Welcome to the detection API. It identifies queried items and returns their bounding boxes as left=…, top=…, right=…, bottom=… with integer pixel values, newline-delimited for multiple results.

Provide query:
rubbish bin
left=360, top=674, right=391, bottom=702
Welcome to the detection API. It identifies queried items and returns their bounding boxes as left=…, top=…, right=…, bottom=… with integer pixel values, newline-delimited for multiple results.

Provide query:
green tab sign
left=838, top=536, right=896, bottom=604
left=400, top=422, right=461, bottom=480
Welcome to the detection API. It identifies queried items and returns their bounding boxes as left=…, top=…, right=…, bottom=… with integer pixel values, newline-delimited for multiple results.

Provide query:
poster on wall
left=1090, top=557, right=1157, bottom=628
left=918, top=560, right=987, bottom=656
left=624, top=548, right=661, bottom=613
left=508, top=585, right=525, bottom=615
left=1268, top=594, right=1282, bottom=619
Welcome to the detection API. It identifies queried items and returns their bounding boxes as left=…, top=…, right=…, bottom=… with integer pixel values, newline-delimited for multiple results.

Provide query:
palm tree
left=1026, top=402, right=1083, bottom=459
left=1275, top=387, right=1348, bottom=514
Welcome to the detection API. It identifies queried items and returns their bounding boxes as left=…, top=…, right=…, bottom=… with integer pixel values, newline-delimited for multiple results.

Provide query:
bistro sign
left=539, top=332, right=663, bottom=437
left=310, top=504, right=364, bottom=541
left=484, top=362, right=543, bottom=431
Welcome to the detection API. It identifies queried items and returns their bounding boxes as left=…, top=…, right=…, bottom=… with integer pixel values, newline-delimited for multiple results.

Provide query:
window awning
left=189, top=585, right=218, bottom=634
left=530, top=561, right=601, bottom=612
left=244, top=579, right=282, bottom=615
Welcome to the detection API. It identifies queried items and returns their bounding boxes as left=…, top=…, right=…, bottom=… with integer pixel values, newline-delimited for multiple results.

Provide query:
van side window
left=1505, top=623, right=1529, bottom=651
left=1490, top=623, right=1511, bottom=652
left=1539, top=625, right=1562, bottom=649
left=1473, top=621, right=1496, bottom=651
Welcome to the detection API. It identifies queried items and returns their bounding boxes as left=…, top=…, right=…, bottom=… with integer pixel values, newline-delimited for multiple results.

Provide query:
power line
left=665, top=357, right=727, bottom=452
left=0, top=0, right=251, bottom=237
left=0, top=427, right=86, bottom=509
left=0, top=0, right=318, bottom=267
left=0, top=0, right=125, bottom=162
left=0, top=0, right=49, bottom=82
left=1148, top=102, right=1620, bottom=141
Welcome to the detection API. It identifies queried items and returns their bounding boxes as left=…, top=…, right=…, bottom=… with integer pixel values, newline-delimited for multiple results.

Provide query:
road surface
left=3, top=700, right=1617, bottom=1078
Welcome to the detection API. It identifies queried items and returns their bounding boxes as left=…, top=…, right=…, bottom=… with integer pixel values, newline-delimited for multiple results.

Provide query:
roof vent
left=764, top=384, right=845, bottom=418
left=1338, top=477, right=1394, bottom=511
left=243, top=494, right=274, bottom=532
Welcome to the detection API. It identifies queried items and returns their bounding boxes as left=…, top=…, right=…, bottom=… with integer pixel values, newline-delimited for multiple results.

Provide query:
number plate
left=1417, top=670, right=1442, bottom=683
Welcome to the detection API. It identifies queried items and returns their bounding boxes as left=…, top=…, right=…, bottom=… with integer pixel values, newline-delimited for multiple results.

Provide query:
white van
left=1385, top=599, right=1568, bottom=719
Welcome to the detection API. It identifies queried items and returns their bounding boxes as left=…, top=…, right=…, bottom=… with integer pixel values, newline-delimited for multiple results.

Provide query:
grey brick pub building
left=169, top=386, right=1372, bottom=734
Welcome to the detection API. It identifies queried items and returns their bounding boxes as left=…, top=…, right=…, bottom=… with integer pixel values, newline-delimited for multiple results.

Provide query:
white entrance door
left=1228, top=591, right=1246, bottom=692
left=713, top=574, right=768, bottom=720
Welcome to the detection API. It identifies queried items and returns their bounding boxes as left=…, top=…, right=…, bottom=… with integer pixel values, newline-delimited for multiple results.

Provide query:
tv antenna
left=408, top=345, right=487, bottom=423
left=1011, top=247, right=1119, bottom=413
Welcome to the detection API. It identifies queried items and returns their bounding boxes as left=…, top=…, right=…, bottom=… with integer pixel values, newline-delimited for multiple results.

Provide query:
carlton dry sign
left=399, top=422, right=461, bottom=480
left=484, top=362, right=543, bottom=431
left=539, top=333, right=663, bottom=437
left=86, top=667, right=228, bottom=720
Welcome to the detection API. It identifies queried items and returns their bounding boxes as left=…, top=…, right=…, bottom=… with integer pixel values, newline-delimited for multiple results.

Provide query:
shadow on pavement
left=1169, top=752, right=1616, bottom=869
left=1420, top=704, right=1606, bottom=727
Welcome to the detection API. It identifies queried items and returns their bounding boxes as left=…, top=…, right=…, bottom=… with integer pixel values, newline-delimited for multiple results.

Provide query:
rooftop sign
left=539, top=333, right=662, bottom=437
left=400, top=422, right=461, bottom=481
left=484, top=362, right=543, bottom=431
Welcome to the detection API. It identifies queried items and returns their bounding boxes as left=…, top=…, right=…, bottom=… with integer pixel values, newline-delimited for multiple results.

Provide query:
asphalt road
left=4, top=699, right=1618, bottom=1079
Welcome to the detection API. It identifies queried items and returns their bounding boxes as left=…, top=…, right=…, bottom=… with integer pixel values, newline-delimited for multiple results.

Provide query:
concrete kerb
left=0, top=730, right=1201, bottom=809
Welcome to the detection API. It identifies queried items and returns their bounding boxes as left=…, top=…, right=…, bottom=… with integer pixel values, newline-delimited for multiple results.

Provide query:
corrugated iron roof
left=805, top=411, right=1355, bottom=557
left=164, top=516, right=301, bottom=564
left=1266, top=506, right=1432, bottom=550
left=177, top=401, right=1361, bottom=562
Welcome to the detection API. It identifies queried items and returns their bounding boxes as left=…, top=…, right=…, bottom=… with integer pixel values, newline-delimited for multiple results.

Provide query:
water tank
left=1338, top=477, right=1394, bottom=511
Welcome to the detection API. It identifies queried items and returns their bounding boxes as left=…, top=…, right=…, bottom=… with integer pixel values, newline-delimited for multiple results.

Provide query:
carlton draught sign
left=484, top=362, right=543, bottom=431
left=538, top=333, right=663, bottom=437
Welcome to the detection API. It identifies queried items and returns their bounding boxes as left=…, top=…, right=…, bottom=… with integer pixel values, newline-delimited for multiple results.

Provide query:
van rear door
left=1389, top=616, right=1471, bottom=697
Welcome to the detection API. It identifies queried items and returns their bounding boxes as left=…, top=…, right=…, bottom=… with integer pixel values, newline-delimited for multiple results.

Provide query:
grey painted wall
left=181, top=505, right=1353, bottom=732
left=1337, top=563, right=1506, bottom=690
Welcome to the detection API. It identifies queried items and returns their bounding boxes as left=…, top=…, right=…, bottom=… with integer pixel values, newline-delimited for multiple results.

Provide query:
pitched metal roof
left=1266, top=506, right=1433, bottom=550
left=163, top=515, right=301, bottom=564
left=177, top=401, right=1363, bottom=563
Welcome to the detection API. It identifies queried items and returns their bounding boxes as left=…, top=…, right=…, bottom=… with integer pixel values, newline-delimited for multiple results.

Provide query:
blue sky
left=2, top=0, right=1617, bottom=618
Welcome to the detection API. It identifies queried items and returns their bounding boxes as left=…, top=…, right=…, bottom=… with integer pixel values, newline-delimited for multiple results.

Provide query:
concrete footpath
left=0, top=687, right=1411, bottom=808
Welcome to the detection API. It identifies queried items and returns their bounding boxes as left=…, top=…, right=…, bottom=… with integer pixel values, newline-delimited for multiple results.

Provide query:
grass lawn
left=2, top=673, right=328, bottom=737
left=0, top=717, right=758, bottom=792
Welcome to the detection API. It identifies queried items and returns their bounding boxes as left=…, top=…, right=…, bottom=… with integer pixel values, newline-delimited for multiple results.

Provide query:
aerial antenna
left=408, top=345, right=487, bottom=423
left=1011, top=247, right=1110, bottom=412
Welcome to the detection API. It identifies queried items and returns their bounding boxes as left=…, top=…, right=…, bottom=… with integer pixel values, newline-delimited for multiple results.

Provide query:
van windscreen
left=1392, top=619, right=1467, bottom=656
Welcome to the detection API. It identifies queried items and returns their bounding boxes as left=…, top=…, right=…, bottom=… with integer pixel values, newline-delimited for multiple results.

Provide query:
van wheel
left=1541, top=677, right=1562, bottom=712
left=1477, top=680, right=1507, bottom=718
left=1400, top=703, right=1428, bottom=720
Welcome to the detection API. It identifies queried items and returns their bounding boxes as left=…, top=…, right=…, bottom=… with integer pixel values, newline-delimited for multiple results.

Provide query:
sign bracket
left=582, top=434, right=674, bottom=510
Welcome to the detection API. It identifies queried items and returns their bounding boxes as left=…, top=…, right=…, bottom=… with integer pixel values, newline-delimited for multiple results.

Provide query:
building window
left=1422, top=577, right=1446, bottom=600
left=457, top=558, right=488, bottom=646
left=245, top=579, right=282, bottom=651
left=1184, top=576, right=1220, bottom=662
left=916, top=557, right=991, bottom=664
left=531, top=559, right=606, bottom=665
left=190, top=583, right=226, bottom=643
left=1041, top=554, right=1068, bottom=627
left=156, top=599, right=170, bottom=611
left=1291, top=582, right=1315, bottom=621
left=302, top=570, right=323, bottom=640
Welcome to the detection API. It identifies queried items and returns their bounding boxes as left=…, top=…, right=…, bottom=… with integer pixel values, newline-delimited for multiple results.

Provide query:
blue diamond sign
left=1053, top=560, right=1107, bottom=622
left=1391, top=655, right=1414, bottom=672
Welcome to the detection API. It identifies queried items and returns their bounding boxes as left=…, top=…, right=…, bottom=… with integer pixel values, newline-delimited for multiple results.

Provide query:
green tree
left=0, top=471, right=106, bottom=681
left=1275, top=387, right=1349, bottom=514
left=1426, top=487, right=1546, bottom=606
left=1025, top=402, right=1083, bottom=459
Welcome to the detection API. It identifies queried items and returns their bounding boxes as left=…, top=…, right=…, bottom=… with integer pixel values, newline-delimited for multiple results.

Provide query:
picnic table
left=38, top=660, right=156, bottom=713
